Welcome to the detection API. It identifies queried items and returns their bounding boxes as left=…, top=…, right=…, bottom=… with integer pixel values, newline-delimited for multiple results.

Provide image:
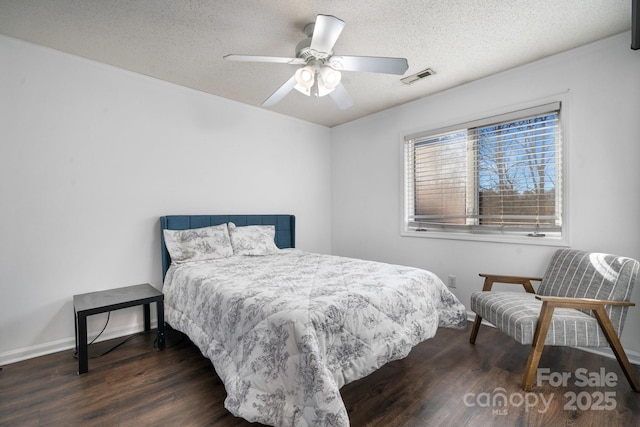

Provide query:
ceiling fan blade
left=329, top=83, right=353, bottom=110
left=309, top=15, right=345, bottom=55
left=329, top=55, right=409, bottom=75
left=224, top=54, right=306, bottom=65
left=262, top=74, right=297, bottom=107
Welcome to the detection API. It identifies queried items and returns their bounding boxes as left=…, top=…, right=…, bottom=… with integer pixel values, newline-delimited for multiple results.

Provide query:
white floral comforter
left=163, top=250, right=467, bottom=426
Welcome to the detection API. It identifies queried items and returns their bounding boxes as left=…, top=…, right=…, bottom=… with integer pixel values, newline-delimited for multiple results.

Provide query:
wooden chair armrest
left=535, top=295, right=636, bottom=309
left=478, top=273, right=543, bottom=293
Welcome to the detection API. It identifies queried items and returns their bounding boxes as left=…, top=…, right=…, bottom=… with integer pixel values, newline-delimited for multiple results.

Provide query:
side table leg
left=77, top=312, right=88, bottom=374
left=74, top=308, right=78, bottom=354
left=143, top=303, right=151, bottom=332
left=157, top=300, right=165, bottom=350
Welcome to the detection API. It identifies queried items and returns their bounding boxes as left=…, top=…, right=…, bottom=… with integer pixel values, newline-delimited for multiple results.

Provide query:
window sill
left=401, top=229, right=569, bottom=247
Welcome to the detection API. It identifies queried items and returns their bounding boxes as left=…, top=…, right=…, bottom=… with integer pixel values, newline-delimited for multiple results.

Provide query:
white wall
left=0, top=35, right=332, bottom=364
left=330, top=31, right=640, bottom=359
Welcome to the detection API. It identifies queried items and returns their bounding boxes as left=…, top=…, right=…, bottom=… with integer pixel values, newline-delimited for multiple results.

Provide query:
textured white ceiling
left=0, top=0, right=633, bottom=127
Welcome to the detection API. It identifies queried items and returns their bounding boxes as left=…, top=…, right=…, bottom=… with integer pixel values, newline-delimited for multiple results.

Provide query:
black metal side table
left=73, top=283, right=165, bottom=374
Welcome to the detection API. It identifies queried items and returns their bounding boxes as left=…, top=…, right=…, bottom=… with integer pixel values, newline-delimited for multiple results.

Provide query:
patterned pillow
left=163, top=223, right=233, bottom=263
left=228, top=222, right=279, bottom=256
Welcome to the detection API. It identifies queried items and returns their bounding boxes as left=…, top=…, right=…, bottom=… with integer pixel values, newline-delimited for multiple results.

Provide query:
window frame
left=401, top=94, right=570, bottom=246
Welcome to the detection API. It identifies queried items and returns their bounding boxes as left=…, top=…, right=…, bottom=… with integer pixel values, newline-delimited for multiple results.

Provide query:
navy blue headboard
left=160, top=214, right=295, bottom=279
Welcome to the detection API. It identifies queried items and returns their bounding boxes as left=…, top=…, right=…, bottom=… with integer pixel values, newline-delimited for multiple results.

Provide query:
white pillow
left=228, top=222, right=279, bottom=256
left=163, top=223, right=233, bottom=263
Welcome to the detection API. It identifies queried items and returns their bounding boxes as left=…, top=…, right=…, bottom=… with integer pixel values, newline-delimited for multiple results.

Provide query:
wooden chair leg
left=592, top=307, right=640, bottom=392
left=469, top=314, right=483, bottom=344
left=522, top=303, right=555, bottom=391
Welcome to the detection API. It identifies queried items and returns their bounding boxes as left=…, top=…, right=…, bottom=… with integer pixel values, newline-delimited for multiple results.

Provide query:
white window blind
left=404, top=102, right=562, bottom=237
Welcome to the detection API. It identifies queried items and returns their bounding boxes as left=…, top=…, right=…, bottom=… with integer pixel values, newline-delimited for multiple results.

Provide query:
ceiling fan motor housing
left=295, top=37, right=315, bottom=61
left=296, top=37, right=331, bottom=61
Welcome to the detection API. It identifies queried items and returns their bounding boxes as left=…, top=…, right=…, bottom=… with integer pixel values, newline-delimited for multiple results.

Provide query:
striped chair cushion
left=470, top=291, right=608, bottom=346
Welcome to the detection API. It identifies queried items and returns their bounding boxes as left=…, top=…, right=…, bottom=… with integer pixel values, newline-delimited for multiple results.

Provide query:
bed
left=160, top=214, right=467, bottom=426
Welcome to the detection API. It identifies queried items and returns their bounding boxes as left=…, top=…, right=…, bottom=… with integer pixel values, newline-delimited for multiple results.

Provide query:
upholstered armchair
left=469, top=248, right=640, bottom=391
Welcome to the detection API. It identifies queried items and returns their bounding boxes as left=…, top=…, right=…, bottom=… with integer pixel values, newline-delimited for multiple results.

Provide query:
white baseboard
left=466, top=311, right=640, bottom=365
left=0, top=320, right=157, bottom=366
left=4, top=314, right=639, bottom=368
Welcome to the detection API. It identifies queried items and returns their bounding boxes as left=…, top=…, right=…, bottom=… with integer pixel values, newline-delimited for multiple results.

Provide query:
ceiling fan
left=224, top=14, right=409, bottom=109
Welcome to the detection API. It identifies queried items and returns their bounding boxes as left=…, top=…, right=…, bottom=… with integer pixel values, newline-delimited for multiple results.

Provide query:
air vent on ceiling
left=401, top=68, right=436, bottom=84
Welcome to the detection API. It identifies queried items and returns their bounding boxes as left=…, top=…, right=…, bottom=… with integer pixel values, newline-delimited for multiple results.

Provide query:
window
left=403, top=102, right=564, bottom=241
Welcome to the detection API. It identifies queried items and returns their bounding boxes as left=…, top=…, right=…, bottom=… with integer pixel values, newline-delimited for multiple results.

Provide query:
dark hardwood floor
left=1, top=325, right=638, bottom=426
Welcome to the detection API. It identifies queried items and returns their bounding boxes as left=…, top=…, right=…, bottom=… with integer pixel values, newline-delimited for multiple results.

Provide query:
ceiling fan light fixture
left=296, top=67, right=315, bottom=85
left=294, top=66, right=315, bottom=95
left=316, top=66, right=341, bottom=97
left=319, top=66, right=341, bottom=88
